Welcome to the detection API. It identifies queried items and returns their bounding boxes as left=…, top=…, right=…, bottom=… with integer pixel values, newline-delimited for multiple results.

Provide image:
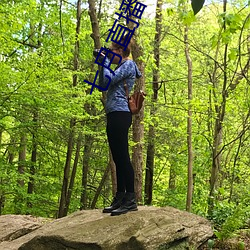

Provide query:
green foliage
left=210, top=200, right=236, bottom=226
left=238, top=241, right=245, bottom=250
left=207, top=239, right=215, bottom=249
left=214, top=204, right=250, bottom=240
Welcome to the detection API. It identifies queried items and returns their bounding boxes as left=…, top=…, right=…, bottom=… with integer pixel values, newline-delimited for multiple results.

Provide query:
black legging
left=106, top=111, right=134, bottom=193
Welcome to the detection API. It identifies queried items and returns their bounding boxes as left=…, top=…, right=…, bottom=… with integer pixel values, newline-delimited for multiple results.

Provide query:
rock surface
left=0, top=206, right=214, bottom=250
left=0, top=215, right=48, bottom=243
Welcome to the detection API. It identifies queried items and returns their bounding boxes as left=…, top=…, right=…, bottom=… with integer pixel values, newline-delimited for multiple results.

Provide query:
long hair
left=111, top=33, right=133, bottom=57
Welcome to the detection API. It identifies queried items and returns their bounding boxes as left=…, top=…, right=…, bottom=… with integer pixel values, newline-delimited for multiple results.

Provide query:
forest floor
left=200, top=230, right=250, bottom=249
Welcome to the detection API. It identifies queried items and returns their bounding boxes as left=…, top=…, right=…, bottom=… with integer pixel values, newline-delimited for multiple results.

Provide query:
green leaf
left=181, top=10, right=196, bottom=26
left=191, top=0, right=205, bottom=15
left=228, top=48, right=238, bottom=61
left=208, top=239, right=215, bottom=249
left=221, top=29, right=232, bottom=44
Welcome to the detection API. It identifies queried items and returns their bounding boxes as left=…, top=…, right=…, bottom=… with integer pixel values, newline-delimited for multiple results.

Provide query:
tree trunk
left=15, top=134, right=27, bottom=214
left=184, top=25, right=193, bottom=212
left=91, top=163, right=110, bottom=209
left=109, top=150, right=117, bottom=196
left=0, top=194, right=4, bottom=215
left=119, top=5, right=147, bottom=202
left=145, top=124, right=154, bottom=205
left=27, top=7, right=43, bottom=207
left=58, top=119, right=75, bottom=218
left=87, top=0, right=101, bottom=49
left=168, top=94, right=177, bottom=190
left=0, top=127, right=4, bottom=213
left=72, top=0, right=81, bottom=87
left=208, top=0, right=228, bottom=216
left=168, top=165, right=176, bottom=190
left=131, top=46, right=145, bottom=203
left=209, top=0, right=228, bottom=215
left=64, top=133, right=82, bottom=215
left=80, top=134, right=93, bottom=210
left=208, top=7, right=250, bottom=216
left=58, top=0, right=81, bottom=218
left=228, top=32, right=250, bottom=201
left=144, top=0, right=162, bottom=205
left=18, top=135, right=26, bottom=187
left=87, top=0, right=116, bottom=201
left=28, top=131, right=36, bottom=193
left=7, top=137, right=15, bottom=164
left=27, top=110, right=38, bottom=208
left=0, top=129, right=4, bottom=212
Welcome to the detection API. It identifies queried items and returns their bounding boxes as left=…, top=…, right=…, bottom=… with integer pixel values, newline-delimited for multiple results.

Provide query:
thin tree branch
left=12, top=39, right=40, bottom=49
left=59, top=0, right=65, bottom=52
left=0, top=70, right=36, bottom=106
left=214, top=108, right=250, bottom=159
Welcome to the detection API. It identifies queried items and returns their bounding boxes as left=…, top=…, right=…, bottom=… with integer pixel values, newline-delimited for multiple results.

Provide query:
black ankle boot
left=102, top=192, right=125, bottom=213
left=111, top=192, right=138, bottom=216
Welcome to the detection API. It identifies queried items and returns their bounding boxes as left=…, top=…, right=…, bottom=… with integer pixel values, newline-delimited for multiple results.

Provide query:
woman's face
left=109, top=46, right=123, bottom=64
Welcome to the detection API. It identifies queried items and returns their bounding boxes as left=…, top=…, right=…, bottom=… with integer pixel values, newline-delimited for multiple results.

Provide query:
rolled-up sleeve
left=99, top=59, right=133, bottom=88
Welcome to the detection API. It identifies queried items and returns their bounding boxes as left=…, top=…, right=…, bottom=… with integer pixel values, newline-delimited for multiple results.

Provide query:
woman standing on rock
left=97, top=35, right=141, bottom=216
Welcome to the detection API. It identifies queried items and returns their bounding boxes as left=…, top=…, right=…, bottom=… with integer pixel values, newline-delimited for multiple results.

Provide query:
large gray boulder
left=0, top=214, right=48, bottom=243
left=0, top=206, right=213, bottom=250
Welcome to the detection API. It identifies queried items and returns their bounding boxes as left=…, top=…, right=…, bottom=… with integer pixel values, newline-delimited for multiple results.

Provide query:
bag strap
left=123, top=80, right=129, bottom=99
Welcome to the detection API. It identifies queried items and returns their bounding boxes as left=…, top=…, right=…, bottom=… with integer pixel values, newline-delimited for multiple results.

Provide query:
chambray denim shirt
left=98, top=58, right=142, bottom=114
